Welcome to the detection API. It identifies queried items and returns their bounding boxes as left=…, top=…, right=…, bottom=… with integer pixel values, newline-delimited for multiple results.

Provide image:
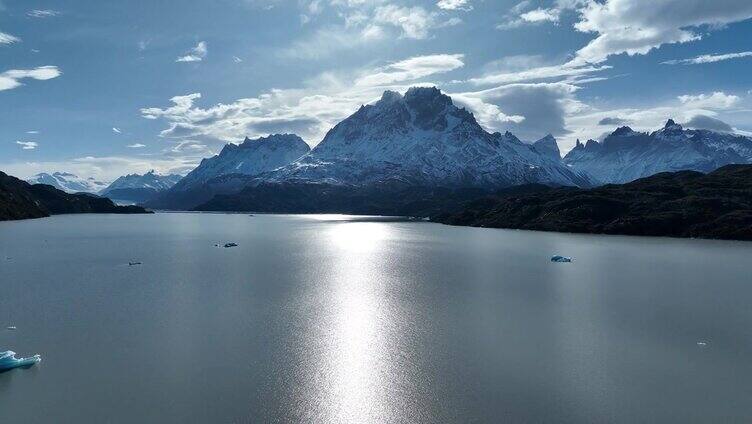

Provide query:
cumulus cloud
left=373, top=4, right=455, bottom=39
left=437, top=0, right=472, bottom=12
left=678, top=92, right=740, bottom=110
left=16, top=141, right=38, bottom=150
left=0, top=66, right=61, bottom=91
left=176, top=41, right=207, bottom=62
left=27, top=9, right=60, bottom=18
left=498, top=0, right=584, bottom=29
left=127, top=143, right=146, bottom=148
left=572, top=0, right=752, bottom=64
left=456, top=82, right=579, bottom=140
left=684, top=115, right=734, bottom=132
left=662, top=51, right=752, bottom=65
left=142, top=54, right=470, bottom=145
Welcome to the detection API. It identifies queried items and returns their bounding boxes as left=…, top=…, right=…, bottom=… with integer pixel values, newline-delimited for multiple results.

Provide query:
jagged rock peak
left=665, top=119, right=677, bottom=128
left=611, top=126, right=635, bottom=136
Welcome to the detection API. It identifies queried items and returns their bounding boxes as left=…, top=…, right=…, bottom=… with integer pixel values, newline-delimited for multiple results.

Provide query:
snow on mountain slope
left=101, top=170, right=182, bottom=194
left=172, top=133, right=311, bottom=191
left=261, top=87, right=592, bottom=188
left=564, top=120, right=752, bottom=184
left=26, top=172, right=109, bottom=193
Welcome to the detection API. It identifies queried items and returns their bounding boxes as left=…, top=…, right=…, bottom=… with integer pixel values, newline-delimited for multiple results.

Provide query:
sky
left=2, top=0, right=752, bottom=182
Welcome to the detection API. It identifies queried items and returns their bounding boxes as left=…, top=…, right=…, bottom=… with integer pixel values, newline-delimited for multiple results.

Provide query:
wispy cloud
left=0, top=31, right=19, bottom=44
left=27, top=9, right=60, bottom=18
left=355, top=54, right=464, bottom=86
left=26, top=130, right=40, bottom=134
left=127, top=143, right=146, bottom=148
left=0, top=66, right=61, bottom=91
left=112, top=127, right=122, bottom=134
left=662, top=51, right=752, bottom=65
left=176, top=41, right=207, bottom=62
left=16, top=141, right=38, bottom=150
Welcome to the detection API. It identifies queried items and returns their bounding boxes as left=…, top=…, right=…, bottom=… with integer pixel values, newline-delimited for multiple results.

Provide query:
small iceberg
left=551, top=255, right=572, bottom=263
left=697, top=341, right=708, bottom=347
left=6, top=326, right=16, bottom=330
left=0, top=350, right=41, bottom=372
left=224, top=243, right=238, bottom=248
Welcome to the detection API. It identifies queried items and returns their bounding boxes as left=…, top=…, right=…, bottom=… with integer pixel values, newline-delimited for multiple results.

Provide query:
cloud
left=662, top=51, right=752, bottom=65
left=562, top=90, right=745, bottom=153
left=112, top=127, right=122, bottom=134
left=598, top=117, right=630, bottom=126
left=233, top=56, right=243, bottom=63
left=26, top=130, right=39, bottom=134
left=27, top=9, right=60, bottom=18
left=573, top=0, right=752, bottom=64
left=127, top=143, right=146, bottom=148
left=282, top=25, right=386, bottom=59
left=455, top=82, right=579, bottom=140
left=0, top=155, right=199, bottom=181
left=0, top=66, right=61, bottom=91
left=0, top=31, right=19, bottom=44
left=176, top=41, right=207, bottom=62
left=355, top=54, right=464, bottom=86
left=142, top=53, right=470, bottom=145
left=373, top=5, right=444, bottom=39
left=498, top=0, right=584, bottom=29
left=470, top=62, right=609, bottom=85
left=684, top=115, right=734, bottom=132
left=437, top=0, right=472, bottom=11
left=678, top=92, right=740, bottom=110
left=16, top=141, right=38, bottom=150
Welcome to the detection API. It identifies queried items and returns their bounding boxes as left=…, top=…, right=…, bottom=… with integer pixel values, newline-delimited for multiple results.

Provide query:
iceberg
left=551, top=255, right=572, bottom=263
left=0, top=350, right=41, bottom=372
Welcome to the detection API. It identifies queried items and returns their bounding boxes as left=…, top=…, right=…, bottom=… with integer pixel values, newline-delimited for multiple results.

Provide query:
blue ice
left=551, top=255, right=572, bottom=263
left=0, top=350, right=41, bottom=372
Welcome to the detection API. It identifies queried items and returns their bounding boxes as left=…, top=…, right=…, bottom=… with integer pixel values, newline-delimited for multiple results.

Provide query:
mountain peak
left=665, top=119, right=677, bottom=128
left=379, top=90, right=402, bottom=103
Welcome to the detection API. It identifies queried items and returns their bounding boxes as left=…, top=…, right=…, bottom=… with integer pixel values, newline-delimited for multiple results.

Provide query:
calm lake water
left=1, top=213, right=751, bottom=423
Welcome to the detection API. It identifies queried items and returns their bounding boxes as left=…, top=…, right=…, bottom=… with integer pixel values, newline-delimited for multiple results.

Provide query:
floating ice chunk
left=6, top=326, right=16, bottom=330
left=697, top=341, right=708, bottom=347
left=551, top=255, right=572, bottom=263
left=224, top=243, right=238, bottom=248
left=0, top=350, right=41, bottom=372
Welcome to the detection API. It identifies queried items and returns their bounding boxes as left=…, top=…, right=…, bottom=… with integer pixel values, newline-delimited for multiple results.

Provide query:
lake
left=1, top=213, right=751, bottom=423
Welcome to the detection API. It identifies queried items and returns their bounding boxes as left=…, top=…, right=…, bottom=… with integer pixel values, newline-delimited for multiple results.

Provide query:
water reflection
left=313, top=222, right=396, bottom=422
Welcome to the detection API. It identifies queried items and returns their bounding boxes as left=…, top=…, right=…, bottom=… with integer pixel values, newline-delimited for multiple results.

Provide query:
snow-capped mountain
left=101, top=170, right=182, bottom=194
left=564, top=119, right=752, bottom=184
left=532, top=134, right=562, bottom=161
left=145, top=133, right=311, bottom=209
left=26, top=172, right=109, bottom=193
left=260, top=87, right=591, bottom=188
left=174, top=134, right=311, bottom=190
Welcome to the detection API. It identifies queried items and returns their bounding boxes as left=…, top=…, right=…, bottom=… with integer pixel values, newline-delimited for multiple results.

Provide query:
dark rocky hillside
left=435, top=165, right=752, bottom=241
left=0, top=171, right=151, bottom=221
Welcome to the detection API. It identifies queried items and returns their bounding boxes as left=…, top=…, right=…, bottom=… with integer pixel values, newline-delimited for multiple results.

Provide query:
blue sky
left=2, top=0, right=752, bottom=181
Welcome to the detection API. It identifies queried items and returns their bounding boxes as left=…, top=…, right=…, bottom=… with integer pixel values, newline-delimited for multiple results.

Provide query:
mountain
left=145, top=134, right=311, bottom=209
left=259, top=87, right=590, bottom=188
left=436, top=164, right=752, bottom=241
left=1, top=171, right=150, bottom=221
left=26, top=172, right=109, bottom=193
left=192, top=87, right=595, bottom=213
left=564, top=120, right=752, bottom=184
left=100, top=170, right=182, bottom=203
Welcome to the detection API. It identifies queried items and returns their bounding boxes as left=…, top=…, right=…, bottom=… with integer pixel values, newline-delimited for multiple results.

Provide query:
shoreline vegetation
left=0, top=171, right=151, bottom=221
left=2, top=165, right=751, bottom=241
